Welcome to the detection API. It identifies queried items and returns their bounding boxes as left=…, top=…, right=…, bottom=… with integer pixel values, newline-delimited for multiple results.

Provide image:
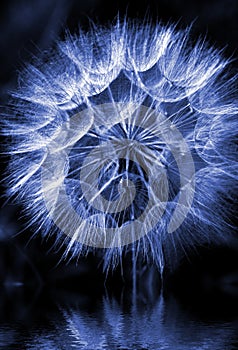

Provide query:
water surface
left=0, top=285, right=238, bottom=350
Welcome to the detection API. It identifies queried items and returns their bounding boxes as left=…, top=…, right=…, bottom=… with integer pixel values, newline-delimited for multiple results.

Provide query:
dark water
left=0, top=208, right=238, bottom=349
left=1, top=286, right=238, bottom=350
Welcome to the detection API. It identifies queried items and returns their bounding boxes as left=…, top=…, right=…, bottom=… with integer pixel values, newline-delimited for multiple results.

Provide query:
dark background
left=0, top=0, right=237, bottom=322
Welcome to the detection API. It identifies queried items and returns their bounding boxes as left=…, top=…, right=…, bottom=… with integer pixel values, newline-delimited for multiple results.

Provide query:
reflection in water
left=0, top=326, right=17, bottom=349
left=0, top=288, right=238, bottom=350
left=0, top=208, right=237, bottom=349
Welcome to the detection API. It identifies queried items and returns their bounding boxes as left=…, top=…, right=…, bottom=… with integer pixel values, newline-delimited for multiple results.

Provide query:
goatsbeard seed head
left=2, top=18, right=238, bottom=273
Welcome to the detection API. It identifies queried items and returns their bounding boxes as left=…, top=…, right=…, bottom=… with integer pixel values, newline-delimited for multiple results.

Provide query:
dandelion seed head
left=2, top=19, right=238, bottom=272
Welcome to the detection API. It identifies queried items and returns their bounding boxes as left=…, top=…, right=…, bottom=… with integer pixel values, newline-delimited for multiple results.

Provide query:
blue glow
left=19, top=295, right=238, bottom=350
left=2, top=19, right=238, bottom=273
